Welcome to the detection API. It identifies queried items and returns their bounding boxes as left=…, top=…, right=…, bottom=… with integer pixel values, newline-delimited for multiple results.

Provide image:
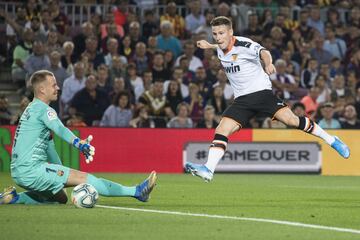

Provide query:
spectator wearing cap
left=318, top=102, right=341, bottom=129
left=156, top=21, right=182, bottom=58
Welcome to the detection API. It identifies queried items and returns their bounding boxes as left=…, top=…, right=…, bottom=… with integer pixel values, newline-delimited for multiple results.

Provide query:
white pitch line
left=97, top=205, right=360, bottom=235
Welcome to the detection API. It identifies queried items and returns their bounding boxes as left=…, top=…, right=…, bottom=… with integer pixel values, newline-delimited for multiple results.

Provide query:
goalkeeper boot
left=185, top=162, right=213, bottom=182
left=0, top=186, right=19, bottom=204
left=331, top=136, right=350, bottom=159
left=134, top=171, right=157, bottom=202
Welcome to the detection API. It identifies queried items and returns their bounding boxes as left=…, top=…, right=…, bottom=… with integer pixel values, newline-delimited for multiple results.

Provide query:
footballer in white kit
left=185, top=16, right=350, bottom=183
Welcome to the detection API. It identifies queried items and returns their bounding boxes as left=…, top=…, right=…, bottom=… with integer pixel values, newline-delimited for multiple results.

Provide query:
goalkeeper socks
left=87, top=174, right=136, bottom=197
left=297, top=116, right=335, bottom=145
left=205, top=134, right=228, bottom=173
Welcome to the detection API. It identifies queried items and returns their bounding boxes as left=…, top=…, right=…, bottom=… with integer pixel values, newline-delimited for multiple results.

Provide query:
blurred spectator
left=142, top=9, right=159, bottom=39
left=97, top=65, right=112, bottom=95
left=61, top=62, right=86, bottom=114
left=281, top=48, right=300, bottom=76
left=128, top=21, right=146, bottom=49
left=340, top=104, right=360, bottom=129
left=201, top=48, right=215, bottom=70
left=45, top=30, right=61, bottom=55
left=230, top=0, right=254, bottom=34
left=217, top=2, right=231, bottom=18
left=196, top=105, right=218, bottom=128
left=25, top=15, right=47, bottom=42
left=297, top=9, right=314, bottom=42
left=119, top=35, right=133, bottom=60
left=300, top=58, right=318, bottom=89
left=129, top=106, right=155, bottom=128
left=164, top=67, right=189, bottom=98
left=347, top=49, right=360, bottom=78
left=175, top=40, right=203, bottom=72
left=66, top=111, right=87, bottom=127
left=130, top=42, right=150, bottom=76
left=109, top=55, right=126, bottom=80
left=329, top=57, right=343, bottom=79
left=214, top=69, right=233, bottom=101
left=3, top=5, right=27, bottom=43
left=165, top=80, right=184, bottom=114
left=262, top=36, right=281, bottom=61
left=243, top=13, right=263, bottom=43
left=100, top=12, right=124, bottom=41
left=104, top=37, right=127, bottom=68
left=40, top=8, right=57, bottom=35
left=300, top=86, right=320, bottom=119
left=61, top=41, right=76, bottom=75
left=167, top=102, right=193, bottom=128
left=71, top=74, right=110, bottom=126
left=270, top=59, right=298, bottom=100
left=323, top=25, right=347, bottom=60
left=164, top=50, right=175, bottom=72
left=11, top=28, right=33, bottom=87
left=82, top=36, right=105, bottom=69
left=347, top=71, right=359, bottom=96
left=264, top=14, right=292, bottom=43
left=100, top=91, right=133, bottom=127
left=307, top=6, right=325, bottom=36
left=310, top=36, right=333, bottom=65
left=291, top=102, right=306, bottom=117
left=126, top=63, right=144, bottom=101
left=184, top=83, right=204, bottom=124
left=195, top=9, right=215, bottom=43
left=108, top=77, right=127, bottom=103
left=11, top=96, right=30, bottom=125
left=314, top=74, right=331, bottom=104
left=24, top=40, right=50, bottom=84
left=151, top=51, right=171, bottom=81
left=142, top=70, right=153, bottom=92
left=113, top=0, right=129, bottom=27
left=160, top=1, right=185, bottom=39
left=194, top=67, right=212, bottom=102
left=330, top=74, right=353, bottom=102
left=325, top=7, right=345, bottom=37
left=185, top=0, right=205, bottom=35
left=48, top=0, right=69, bottom=41
left=207, top=85, right=228, bottom=122
left=156, top=21, right=182, bottom=58
left=206, top=55, right=221, bottom=84
left=178, top=56, right=195, bottom=85
left=257, top=0, right=278, bottom=18
left=46, top=50, right=69, bottom=90
left=0, top=95, right=12, bottom=125
left=138, top=80, right=174, bottom=128
left=318, top=102, right=341, bottom=129
left=73, top=22, right=94, bottom=61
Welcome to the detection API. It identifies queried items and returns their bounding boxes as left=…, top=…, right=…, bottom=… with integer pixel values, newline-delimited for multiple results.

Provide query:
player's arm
left=42, top=108, right=95, bottom=163
left=197, top=40, right=218, bottom=49
left=260, top=49, right=276, bottom=75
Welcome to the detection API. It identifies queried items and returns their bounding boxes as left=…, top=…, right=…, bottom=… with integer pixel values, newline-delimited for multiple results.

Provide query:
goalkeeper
left=0, top=70, right=157, bottom=204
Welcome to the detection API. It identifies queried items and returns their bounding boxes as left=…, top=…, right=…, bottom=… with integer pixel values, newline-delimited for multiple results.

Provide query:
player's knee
left=287, top=116, right=299, bottom=127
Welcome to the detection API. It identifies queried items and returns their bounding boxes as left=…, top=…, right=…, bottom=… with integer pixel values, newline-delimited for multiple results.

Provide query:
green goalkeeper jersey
left=11, top=98, right=76, bottom=172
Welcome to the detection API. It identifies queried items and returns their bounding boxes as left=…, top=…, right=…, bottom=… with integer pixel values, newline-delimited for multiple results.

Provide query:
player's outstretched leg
left=185, top=133, right=228, bottom=182
left=275, top=108, right=350, bottom=158
left=185, top=162, right=213, bottom=182
left=86, top=171, right=157, bottom=202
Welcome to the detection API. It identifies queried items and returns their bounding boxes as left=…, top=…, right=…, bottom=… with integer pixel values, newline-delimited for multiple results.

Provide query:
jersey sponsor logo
left=224, top=64, right=240, bottom=73
left=47, top=110, right=57, bottom=121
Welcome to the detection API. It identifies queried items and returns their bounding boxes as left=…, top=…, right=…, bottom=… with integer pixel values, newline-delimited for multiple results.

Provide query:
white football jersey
left=216, top=36, right=272, bottom=98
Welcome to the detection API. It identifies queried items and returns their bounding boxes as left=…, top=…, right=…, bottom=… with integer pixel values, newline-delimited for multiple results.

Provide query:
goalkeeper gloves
left=73, top=135, right=95, bottom=164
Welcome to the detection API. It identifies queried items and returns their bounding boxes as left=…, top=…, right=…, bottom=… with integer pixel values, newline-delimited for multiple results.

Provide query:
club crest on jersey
left=231, top=54, right=238, bottom=61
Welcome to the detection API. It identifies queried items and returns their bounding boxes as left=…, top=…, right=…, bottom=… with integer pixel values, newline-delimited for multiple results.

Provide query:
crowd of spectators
left=1, top=0, right=360, bottom=129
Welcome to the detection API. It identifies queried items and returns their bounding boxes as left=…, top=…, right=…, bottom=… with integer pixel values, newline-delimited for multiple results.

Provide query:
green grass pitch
left=1, top=173, right=360, bottom=240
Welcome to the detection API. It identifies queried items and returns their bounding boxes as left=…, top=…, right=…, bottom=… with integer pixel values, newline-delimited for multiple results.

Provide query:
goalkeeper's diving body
left=0, top=70, right=157, bottom=204
left=185, top=16, right=350, bottom=182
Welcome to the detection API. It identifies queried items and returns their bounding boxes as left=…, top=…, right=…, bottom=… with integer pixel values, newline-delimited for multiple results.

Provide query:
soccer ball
left=71, top=183, right=99, bottom=208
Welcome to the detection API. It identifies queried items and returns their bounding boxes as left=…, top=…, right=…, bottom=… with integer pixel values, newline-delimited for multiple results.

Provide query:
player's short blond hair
left=210, top=16, right=232, bottom=28
left=30, top=70, right=54, bottom=88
